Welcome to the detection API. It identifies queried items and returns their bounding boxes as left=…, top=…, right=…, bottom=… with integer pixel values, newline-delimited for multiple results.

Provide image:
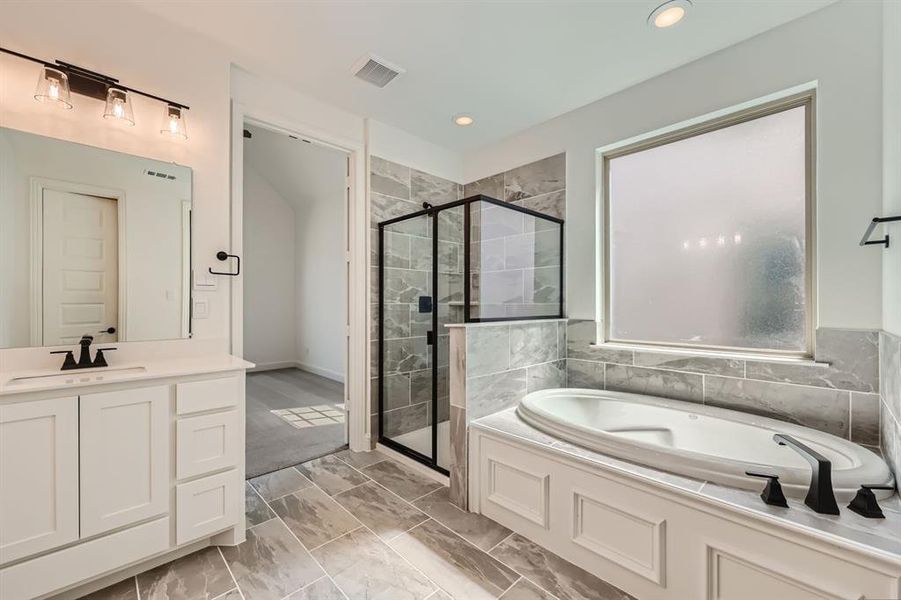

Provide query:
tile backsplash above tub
left=566, top=321, right=882, bottom=448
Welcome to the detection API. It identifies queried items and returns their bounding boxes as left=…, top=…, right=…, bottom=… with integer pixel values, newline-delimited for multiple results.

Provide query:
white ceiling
left=134, top=0, right=836, bottom=152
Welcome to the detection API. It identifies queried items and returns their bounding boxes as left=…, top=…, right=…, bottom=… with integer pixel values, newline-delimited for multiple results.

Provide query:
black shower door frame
left=377, top=194, right=564, bottom=474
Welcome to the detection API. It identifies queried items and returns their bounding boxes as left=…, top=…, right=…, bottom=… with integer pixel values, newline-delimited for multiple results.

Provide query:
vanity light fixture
left=161, top=105, right=187, bottom=139
left=34, top=66, right=72, bottom=108
left=648, top=0, right=691, bottom=28
left=2, top=46, right=189, bottom=139
left=453, top=114, right=474, bottom=126
left=103, top=88, right=135, bottom=125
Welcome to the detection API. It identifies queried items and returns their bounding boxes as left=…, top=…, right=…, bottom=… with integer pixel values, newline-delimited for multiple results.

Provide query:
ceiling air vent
left=351, top=54, right=405, bottom=88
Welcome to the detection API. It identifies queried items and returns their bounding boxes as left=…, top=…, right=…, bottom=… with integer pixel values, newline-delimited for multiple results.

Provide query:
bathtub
left=517, top=388, right=895, bottom=502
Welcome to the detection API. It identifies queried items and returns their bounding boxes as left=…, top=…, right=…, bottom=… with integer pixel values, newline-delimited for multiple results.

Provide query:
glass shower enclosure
left=377, top=194, right=564, bottom=473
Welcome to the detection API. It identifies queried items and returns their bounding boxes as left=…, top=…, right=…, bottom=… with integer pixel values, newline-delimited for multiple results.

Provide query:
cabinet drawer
left=176, top=376, right=239, bottom=416
left=176, top=410, right=240, bottom=480
left=176, top=470, right=241, bottom=545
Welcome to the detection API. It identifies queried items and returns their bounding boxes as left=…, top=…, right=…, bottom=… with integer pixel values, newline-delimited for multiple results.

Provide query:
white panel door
left=80, top=386, right=169, bottom=537
left=0, top=397, right=79, bottom=565
left=42, top=189, right=119, bottom=346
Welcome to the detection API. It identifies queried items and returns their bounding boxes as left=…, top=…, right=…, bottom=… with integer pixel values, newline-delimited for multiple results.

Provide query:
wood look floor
left=80, top=449, right=635, bottom=600
left=245, top=368, right=346, bottom=478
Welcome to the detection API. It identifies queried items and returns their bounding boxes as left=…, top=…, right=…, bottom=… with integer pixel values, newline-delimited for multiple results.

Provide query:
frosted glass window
left=606, top=105, right=810, bottom=354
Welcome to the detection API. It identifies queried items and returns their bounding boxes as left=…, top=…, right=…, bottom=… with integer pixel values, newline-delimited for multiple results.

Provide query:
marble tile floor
left=246, top=368, right=346, bottom=478
left=80, top=449, right=635, bottom=600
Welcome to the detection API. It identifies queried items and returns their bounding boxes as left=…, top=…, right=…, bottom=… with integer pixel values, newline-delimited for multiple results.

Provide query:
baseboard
left=295, top=361, right=345, bottom=384
left=248, top=360, right=297, bottom=373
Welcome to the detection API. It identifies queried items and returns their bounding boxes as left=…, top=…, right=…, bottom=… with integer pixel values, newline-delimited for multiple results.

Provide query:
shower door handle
left=426, top=330, right=434, bottom=345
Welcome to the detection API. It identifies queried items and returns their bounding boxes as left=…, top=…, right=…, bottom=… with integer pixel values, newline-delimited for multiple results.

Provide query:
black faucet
left=773, top=433, right=840, bottom=515
left=50, top=335, right=116, bottom=371
left=76, top=335, right=94, bottom=367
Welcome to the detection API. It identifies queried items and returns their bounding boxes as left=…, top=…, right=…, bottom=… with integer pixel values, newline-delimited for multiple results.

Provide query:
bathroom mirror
left=0, top=127, right=193, bottom=349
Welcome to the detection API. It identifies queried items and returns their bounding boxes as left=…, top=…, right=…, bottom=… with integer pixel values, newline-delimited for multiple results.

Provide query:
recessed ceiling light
left=648, top=0, right=691, bottom=28
left=453, top=114, right=474, bottom=126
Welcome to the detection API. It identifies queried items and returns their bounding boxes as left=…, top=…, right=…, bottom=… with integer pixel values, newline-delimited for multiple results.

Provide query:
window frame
left=600, top=90, right=817, bottom=359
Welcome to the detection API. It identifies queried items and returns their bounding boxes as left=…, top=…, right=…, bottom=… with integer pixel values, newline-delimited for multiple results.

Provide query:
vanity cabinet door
left=0, top=397, right=79, bottom=565
left=79, top=385, right=170, bottom=537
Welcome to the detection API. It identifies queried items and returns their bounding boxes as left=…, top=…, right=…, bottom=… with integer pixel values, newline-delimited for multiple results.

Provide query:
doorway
left=242, top=123, right=350, bottom=477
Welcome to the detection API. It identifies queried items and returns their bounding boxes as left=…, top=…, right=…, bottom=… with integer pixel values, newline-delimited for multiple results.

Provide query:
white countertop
left=0, top=354, right=254, bottom=396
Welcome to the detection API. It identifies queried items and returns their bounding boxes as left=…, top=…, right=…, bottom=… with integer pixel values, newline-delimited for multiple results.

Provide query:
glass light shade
left=34, top=67, right=73, bottom=108
left=103, top=88, right=135, bottom=125
left=160, top=105, right=187, bottom=139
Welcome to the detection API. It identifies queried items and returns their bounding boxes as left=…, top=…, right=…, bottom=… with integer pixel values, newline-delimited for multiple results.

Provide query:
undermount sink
left=6, top=366, right=147, bottom=388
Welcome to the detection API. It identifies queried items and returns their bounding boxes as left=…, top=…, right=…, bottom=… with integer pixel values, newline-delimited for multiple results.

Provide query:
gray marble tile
left=362, top=459, right=443, bottom=501
left=510, top=321, right=558, bottom=368
left=390, top=519, right=519, bottom=600
left=491, top=534, right=635, bottom=600
left=557, top=321, right=567, bottom=360
left=381, top=304, right=412, bottom=340
left=334, top=481, right=429, bottom=540
left=413, top=487, right=512, bottom=551
left=136, top=547, right=234, bottom=600
left=466, top=324, right=510, bottom=377
left=476, top=204, right=525, bottom=240
left=426, top=590, right=454, bottom=600
left=410, top=235, right=433, bottom=271
left=383, top=268, right=429, bottom=304
left=211, top=590, right=240, bottom=600
left=335, top=449, right=390, bottom=470
left=524, top=266, right=560, bottom=304
left=504, top=154, right=565, bottom=202
left=296, top=455, right=370, bottom=496
left=313, top=527, right=436, bottom=600
left=383, top=401, right=429, bottom=437
left=605, top=364, right=703, bottom=403
left=81, top=578, right=138, bottom=600
left=882, top=331, right=901, bottom=421
left=471, top=238, right=506, bottom=272
left=467, top=368, right=528, bottom=421
left=410, top=368, right=433, bottom=405
left=383, top=232, right=412, bottom=269
left=286, top=577, right=345, bottom=600
left=566, top=359, right=604, bottom=389
left=464, top=173, right=504, bottom=199
left=704, top=376, right=850, bottom=438
left=449, top=406, right=468, bottom=508
left=472, top=270, right=525, bottom=305
left=527, top=360, right=566, bottom=393
left=412, top=169, right=459, bottom=206
left=381, top=372, right=412, bottom=411
left=882, top=403, right=901, bottom=491
left=245, top=482, right=276, bottom=527
left=634, top=351, right=744, bottom=377
left=500, top=578, right=556, bottom=600
left=371, top=194, right=423, bottom=233
left=220, top=519, right=323, bottom=600
left=268, top=486, right=362, bottom=550
left=850, top=392, right=880, bottom=445
left=504, top=229, right=561, bottom=270
left=438, top=240, right=462, bottom=274
left=438, top=208, right=465, bottom=243
left=383, top=336, right=429, bottom=374
left=249, top=467, right=313, bottom=502
left=516, top=189, right=566, bottom=221
left=371, top=156, right=410, bottom=199
left=437, top=273, right=463, bottom=304
left=746, top=328, right=880, bottom=393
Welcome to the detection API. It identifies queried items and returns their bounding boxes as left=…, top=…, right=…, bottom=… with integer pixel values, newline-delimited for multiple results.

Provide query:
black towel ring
left=209, top=251, right=241, bottom=276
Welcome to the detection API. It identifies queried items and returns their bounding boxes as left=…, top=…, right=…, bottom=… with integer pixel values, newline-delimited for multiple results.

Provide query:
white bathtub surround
left=0, top=355, right=252, bottom=599
left=447, top=319, right=567, bottom=507
left=881, top=331, right=901, bottom=487
left=567, top=320, right=883, bottom=445
left=470, top=408, right=901, bottom=600
left=518, top=388, right=893, bottom=502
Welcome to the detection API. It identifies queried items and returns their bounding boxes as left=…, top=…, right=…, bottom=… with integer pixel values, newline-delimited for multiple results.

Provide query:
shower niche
left=377, top=194, right=564, bottom=473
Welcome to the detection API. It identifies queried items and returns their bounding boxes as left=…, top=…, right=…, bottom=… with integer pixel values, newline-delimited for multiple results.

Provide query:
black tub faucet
left=76, top=335, right=95, bottom=368
left=773, top=433, right=840, bottom=515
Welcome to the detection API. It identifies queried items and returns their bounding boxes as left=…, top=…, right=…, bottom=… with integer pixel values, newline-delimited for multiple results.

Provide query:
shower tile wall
left=448, top=320, right=568, bottom=507
left=567, top=321, right=884, bottom=448
left=881, top=331, right=901, bottom=489
left=465, top=154, right=566, bottom=319
left=370, top=156, right=464, bottom=443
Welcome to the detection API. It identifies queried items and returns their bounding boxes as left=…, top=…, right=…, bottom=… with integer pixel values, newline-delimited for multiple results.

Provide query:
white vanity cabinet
left=0, top=359, right=250, bottom=600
